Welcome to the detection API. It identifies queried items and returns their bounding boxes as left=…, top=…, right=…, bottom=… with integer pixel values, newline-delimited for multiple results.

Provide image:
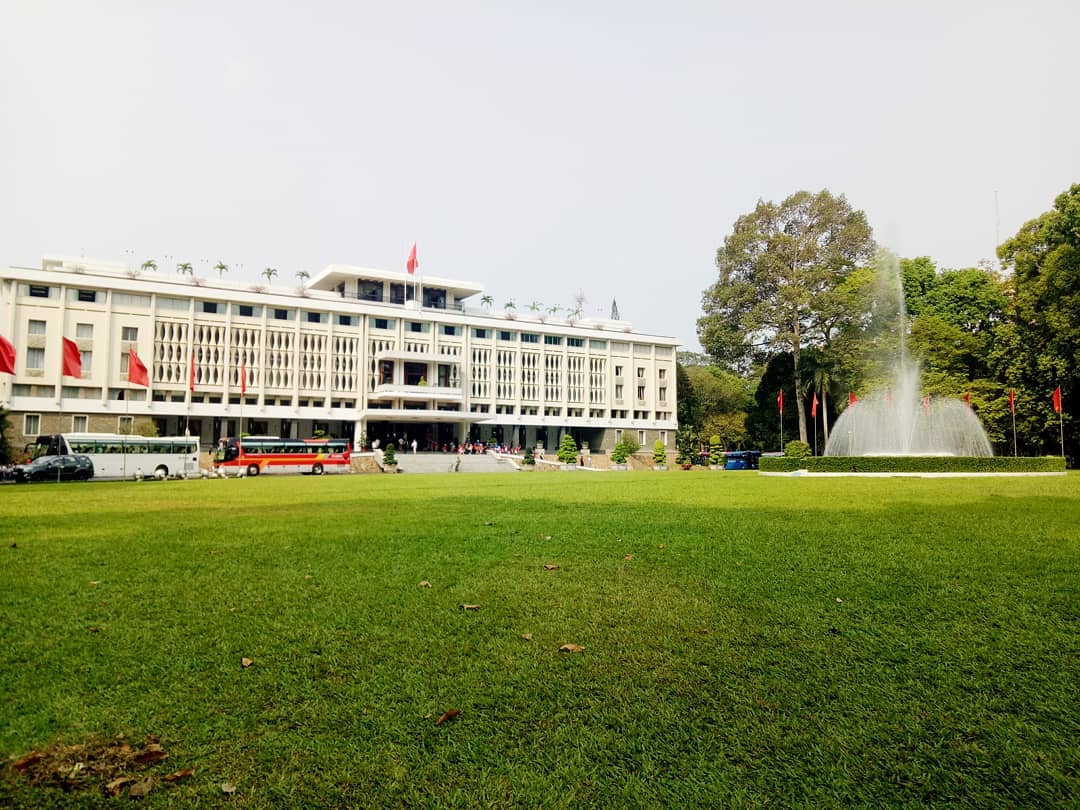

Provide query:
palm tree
left=528, top=300, right=543, bottom=313
left=480, top=295, right=494, bottom=311
left=214, top=261, right=228, bottom=279
left=140, top=259, right=157, bottom=273
left=296, top=270, right=310, bottom=288
left=504, top=299, right=516, bottom=311
left=262, top=267, right=278, bottom=284
left=546, top=305, right=560, bottom=318
left=176, top=262, right=193, bottom=276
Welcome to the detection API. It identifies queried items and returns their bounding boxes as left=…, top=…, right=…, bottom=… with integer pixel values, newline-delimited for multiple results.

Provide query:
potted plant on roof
left=381, top=442, right=398, bottom=473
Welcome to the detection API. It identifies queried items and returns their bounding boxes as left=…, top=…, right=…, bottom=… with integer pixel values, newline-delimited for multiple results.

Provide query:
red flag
left=777, top=389, right=784, bottom=413
left=189, top=352, right=196, bottom=392
left=127, top=349, right=149, bottom=387
left=885, top=388, right=892, bottom=406
left=62, top=337, right=82, bottom=378
left=0, top=334, right=14, bottom=375
left=811, top=392, right=819, bottom=419
left=963, top=391, right=971, bottom=406
left=848, top=391, right=857, bottom=407
left=922, top=395, right=931, bottom=413
left=406, top=243, right=418, bottom=275
left=1008, top=389, right=1015, bottom=414
left=1052, top=386, right=1062, bottom=414
left=240, top=359, right=247, bottom=395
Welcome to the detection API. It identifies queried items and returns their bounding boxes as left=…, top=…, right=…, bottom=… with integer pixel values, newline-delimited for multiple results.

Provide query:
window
left=637, top=385, right=646, bottom=400
left=371, top=318, right=394, bottom=330
left=238, top=305, right=255, bottom=317
left=76, top=323, right=93, bottom=339
left=28, top=320, right=46, bottom=336
left=637, top=367, right=645, bottom=378
left=120, top=352, right=130, bottom=374
left=26, top=348, right=45, bottom=370
left=72, top=415, right=88, bottom=432
left=273, top=308, right=290, bottom=320
left=615, top=384, right=623, bottom=399
left=77, top=289, right=97, bottom=303
left=520, top=333, right=539, bottom=344
left=658, top=368, right=667, bottom=380
left=638, top=430, right=646, bottom=446
left=544, top=335, right=562, bottom=346
left=407, top=321, right=428, bottom=334
left=29, top=285, right=50, bottom=298
left=24, top=414, right=40, bottom=435
left=202, top=301, right=219, bottom=314
left=498, top=330, right=514, bottom=341
left=589, top=339, right=607, bottom=350
left=615, top=428, right=623, bottom=444
left=473, top=328, right=489, bottom=339
left=118, top=415, right=134, bottom=435
left=357, top=280, right=383, bottom=301
left=121, top=326, right=138, bottom=341
left=659, top=386, right=667, bottom=402
left=615, top=365, right=623, bottom=377
left=80, top=350, right=93, bottom=374
left=337, top=314, right=353, bottom=327
left=568, top=337, right=584, bottom=348
left=442, top=324, right=461, bottom=336
left=306, top=311, right=323, bottom=323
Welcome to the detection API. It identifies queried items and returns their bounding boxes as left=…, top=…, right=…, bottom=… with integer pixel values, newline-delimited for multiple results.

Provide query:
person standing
left=411, top=439, right=418, bottom=454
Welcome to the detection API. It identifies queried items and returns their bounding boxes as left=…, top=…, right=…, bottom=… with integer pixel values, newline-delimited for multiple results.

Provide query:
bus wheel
left=247, top=464, right=260, bottom=477
left=154, top=466, right=168, bottom=480
left=312, top=463, right=324, bottom=475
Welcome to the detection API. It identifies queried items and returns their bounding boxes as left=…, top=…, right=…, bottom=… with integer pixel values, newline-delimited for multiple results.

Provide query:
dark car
left=11, top=454, right=94, bottom=483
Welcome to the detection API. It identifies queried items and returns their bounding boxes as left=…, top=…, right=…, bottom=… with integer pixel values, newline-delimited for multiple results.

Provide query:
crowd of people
left=368, top=435, right=521, bottom=455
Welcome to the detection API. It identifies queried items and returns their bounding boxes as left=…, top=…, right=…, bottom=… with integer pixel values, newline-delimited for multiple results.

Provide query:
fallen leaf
left=134, top=746, right=167, bottom=765
left=543, top=564, right=560, bottom=571
left=221, top=782, right=237, bottom=794
left=559, top=643, right=586, bottom=653
left=544, top=535, right=552, bottom=540
left=241, top=657, right=253, bottom=668
left=624, top=554, right=634, bottom=561
left=418, top=580, right=432, bottom=588
left=484, top=521, right=494, bottom=526
left=13, top=751, right=44, bottom=770
left=87, top=626, right=104, bottom=633
left=129, top=778, right=154, bottom=798
left=836, top=598, right=844, bottom=603
left=90, top=580, right=101, bottom=586
left=435, top=709, right=461, bottom=726
left=659, top=544, right=665, bottom=549
left=303, top=574, right=313, bottom=580
left=462, top=604, right=480, bottom=611
left=163, top=767, right=195, bottom=782
left=521, top=633, right=533, bottom=641
left=105, top=776, right=134, bottom=797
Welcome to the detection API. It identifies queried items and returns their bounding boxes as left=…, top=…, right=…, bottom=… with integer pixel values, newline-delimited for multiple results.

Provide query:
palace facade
left=1, top=256, right=679, bottom=455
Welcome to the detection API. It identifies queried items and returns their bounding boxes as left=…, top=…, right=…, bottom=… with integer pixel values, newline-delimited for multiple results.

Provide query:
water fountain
left=824, top=254, right=993, bottom=457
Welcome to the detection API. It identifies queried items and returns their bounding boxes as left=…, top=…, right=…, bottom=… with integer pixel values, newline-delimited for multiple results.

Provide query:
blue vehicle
left=723, top=450, right=762, bottom=470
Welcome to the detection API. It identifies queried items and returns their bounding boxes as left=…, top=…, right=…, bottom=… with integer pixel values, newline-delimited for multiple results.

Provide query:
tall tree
left=214, top=261, right=229, bottom=279
left=698, top=190, right=875, bottom=442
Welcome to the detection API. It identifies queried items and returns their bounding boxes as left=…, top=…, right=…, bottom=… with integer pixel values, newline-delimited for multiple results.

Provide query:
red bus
left=213, top=436, right=351, bottom=476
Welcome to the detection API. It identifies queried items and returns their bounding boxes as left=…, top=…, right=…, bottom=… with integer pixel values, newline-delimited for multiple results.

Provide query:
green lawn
left=2, top=471, right=1077, bottom=807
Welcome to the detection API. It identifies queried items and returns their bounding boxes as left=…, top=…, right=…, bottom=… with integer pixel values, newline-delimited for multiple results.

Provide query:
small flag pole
left=1010, top=391, right=1018, bottom=457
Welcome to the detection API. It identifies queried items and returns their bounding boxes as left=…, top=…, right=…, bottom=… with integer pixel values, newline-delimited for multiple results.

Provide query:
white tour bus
left=30, top=433, right=201, bottom=480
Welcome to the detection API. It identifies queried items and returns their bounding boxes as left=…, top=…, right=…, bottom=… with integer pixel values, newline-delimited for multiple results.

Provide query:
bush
left=653, top=440, right=667, bottom=466
left=382, top=443, right=397, bottom=465
left=783, top=440, right=812, bottom=460
left=522, top=446, right=536, bottom=466
left=557, top=434, right=579, bottom=464
left=611, top=442, right=629, bottom=465
left=758, top=456, right=1066, bottom=473
left=620, top=434, right=641, bottom=455
left=709, top=435, right=723, bottom=467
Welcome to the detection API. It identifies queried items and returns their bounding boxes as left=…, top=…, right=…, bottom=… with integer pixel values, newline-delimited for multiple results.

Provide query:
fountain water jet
left=824, top=253, right=993, bottom=457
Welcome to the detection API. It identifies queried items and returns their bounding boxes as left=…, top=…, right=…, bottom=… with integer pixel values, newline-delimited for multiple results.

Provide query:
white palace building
left=1, top=256, right=679, bottom=456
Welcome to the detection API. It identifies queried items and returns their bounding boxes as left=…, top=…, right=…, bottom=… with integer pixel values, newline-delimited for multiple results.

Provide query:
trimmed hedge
left=759, top=456, right=1066, bottom=473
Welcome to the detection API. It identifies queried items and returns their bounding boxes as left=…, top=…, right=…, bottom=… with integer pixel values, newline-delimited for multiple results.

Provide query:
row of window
left=21, top=413, right=135, bottom=436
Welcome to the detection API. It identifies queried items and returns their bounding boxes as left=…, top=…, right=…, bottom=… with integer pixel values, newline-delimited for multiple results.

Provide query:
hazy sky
left=3, top=1, right=1078, bottom=349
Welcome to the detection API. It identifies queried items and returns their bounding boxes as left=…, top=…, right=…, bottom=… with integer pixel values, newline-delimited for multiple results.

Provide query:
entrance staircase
left=393, top=452, right=518, bottom=474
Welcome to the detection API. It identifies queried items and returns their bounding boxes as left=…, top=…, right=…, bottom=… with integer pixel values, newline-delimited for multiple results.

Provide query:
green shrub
left=382, top=443, right=397, bottom=465
left=611, top=442, right=629, bottom=465
left=759, top=456, right=1066, bottom=473
left=709, top=435, right=723, bottom=466
left=620, top=434, right=641, bottom=455
left=522, top=446, right=536, bottom=465
left=784, top=440, right=811, bottom=460
left=557, top=434, right=579, bottom=464
left=653, top=440, right=667, bottom=466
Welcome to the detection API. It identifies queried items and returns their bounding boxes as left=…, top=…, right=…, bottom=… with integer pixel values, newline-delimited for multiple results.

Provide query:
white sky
left=3, top=1, right=1078, bottom=349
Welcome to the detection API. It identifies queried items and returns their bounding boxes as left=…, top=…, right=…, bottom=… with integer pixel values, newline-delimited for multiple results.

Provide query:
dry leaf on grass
left=418, top=580, right=432, bottom=588
left=129, top=778, right=154, bottom=798
left=543, top=564, right=560, bottom=571
left=221, top=782, right=237, bottom=794
left=13, top=751, right=45, bottom=770
left=163, top=768, right=195, bottom=782
left=836, top=598, right=844, bottom=603
left=133, top=744, right=167, bottom=765
left=435, top=709, right=461, bottom=726
left=521, top=633, right=533, bottom=641
left=624, top=554, right=634, bottom=561
left=543, top=535, right=552, bottom=541
left=461, top=604, right=481, bottom=611
left=104, top=776, right=134, bottom=796
left=559, top=643, right=586, bottom=653
left=241, top=657, right=253, bottom=668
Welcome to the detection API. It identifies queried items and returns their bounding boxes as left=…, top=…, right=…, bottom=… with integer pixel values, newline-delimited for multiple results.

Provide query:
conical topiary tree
left=709, top=435, right=723, bottom=467
left=557, top=433, right=578, bottom=464
left=382, top=443, right=397, bottom=466
left=653, top=439, right=667, bottom=467
left=522, top=446, right=536, bottom=466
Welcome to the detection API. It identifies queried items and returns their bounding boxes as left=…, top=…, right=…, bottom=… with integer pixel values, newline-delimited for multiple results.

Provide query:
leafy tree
left=557, top=433, right=578, bottom=464
left=140, top=259, right=157, bottom=273
left=699, top=189, right=875, bottom=443
left=262, top=267, right=278, bottom=284
left=176, top=262, right=193, bottom=276
left=619, top=433, right=640, bottom=455
left=214, top=261, right=228, bottom=279
left=652, top=440, right=667, bottom=466
left=480, top=295, right=494, bottom=310
left=522, top=446, right=536, bottom=465
left=610, top=441, right=629, bottom=465
left=382, top=443, right=396, bottom=465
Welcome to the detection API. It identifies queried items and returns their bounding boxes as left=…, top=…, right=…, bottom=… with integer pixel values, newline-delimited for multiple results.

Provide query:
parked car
left=11, top=455, right=95, bottom=483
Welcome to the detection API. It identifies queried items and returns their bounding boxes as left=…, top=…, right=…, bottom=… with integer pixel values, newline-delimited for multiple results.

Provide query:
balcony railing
left=368, top=383, right=464, bottom=402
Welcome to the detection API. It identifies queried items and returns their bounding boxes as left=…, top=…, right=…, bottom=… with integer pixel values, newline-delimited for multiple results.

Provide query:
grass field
left=1, top=471, right=1078, bottom=807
